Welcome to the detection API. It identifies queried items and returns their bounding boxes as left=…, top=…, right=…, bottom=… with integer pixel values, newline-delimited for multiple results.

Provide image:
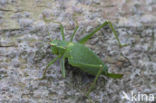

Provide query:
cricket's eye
left=51, top=47, right=58, bottom=55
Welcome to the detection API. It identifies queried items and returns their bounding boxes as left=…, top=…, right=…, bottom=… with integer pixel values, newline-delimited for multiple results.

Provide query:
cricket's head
left=50, top=40, right=69, bottom=55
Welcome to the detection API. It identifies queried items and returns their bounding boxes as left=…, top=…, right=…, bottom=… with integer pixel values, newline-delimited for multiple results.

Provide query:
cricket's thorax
left=67, top=42, right=74, bottom=47
left=50, top=40, right=72, bottom=55
left=50, top=40, right=69, bottom=48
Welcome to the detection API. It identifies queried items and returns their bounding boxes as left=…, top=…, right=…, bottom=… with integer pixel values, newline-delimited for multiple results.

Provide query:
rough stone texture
left=0, top=0, right=155, bottom=103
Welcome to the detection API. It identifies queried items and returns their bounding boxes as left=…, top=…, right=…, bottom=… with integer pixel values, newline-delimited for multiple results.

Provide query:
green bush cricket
left=41, top=21, right=127, bottom=96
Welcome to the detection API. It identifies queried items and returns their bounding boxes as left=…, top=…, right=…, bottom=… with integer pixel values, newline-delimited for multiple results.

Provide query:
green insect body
left=53, top=40, right=107, bottom=75
left=68, top=42, right=107, bottom=76
left=42, top=21, right=127, bottom=96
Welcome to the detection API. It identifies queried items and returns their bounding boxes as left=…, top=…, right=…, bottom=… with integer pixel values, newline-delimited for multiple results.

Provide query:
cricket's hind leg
left=78, top=21, right=128, bottom=48
left=86, top=65, right=103, bottom=97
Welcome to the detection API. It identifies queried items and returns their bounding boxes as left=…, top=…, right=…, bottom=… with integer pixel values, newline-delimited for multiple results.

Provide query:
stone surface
left=0, top=0, right=155, bottom=103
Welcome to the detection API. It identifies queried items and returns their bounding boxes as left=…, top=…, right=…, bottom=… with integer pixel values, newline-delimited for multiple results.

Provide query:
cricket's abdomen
left=67, top=43, right=108, bottom=76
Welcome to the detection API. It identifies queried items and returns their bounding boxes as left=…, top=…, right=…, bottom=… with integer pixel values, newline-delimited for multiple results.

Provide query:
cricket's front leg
left=40, top=55, right=61, bottom=80
left=50, top=21, right=65, bottom=40
left=70, top=25, right=79, bottom=42
left=60, top=56, right=66, bottom=78
left=59, top=23, right=65, bottom=40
